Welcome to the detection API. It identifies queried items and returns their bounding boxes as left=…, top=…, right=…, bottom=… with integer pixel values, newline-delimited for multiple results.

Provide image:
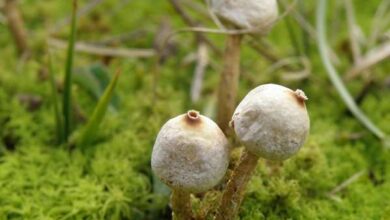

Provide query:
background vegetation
left=0, top=0, right=389, bottom=219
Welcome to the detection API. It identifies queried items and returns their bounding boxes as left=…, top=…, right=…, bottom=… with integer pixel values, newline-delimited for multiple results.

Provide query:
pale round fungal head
left=232, top=84, right=310, bottom=161
left=210, top=0, right=279, bottom=32
left=151, top=110, right=230, bottom=193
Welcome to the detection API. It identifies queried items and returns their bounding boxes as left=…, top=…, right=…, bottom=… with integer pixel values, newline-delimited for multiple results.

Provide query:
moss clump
left=0, top=145, right=149, bottom=219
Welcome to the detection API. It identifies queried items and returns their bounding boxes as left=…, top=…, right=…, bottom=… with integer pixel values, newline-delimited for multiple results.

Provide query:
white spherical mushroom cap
left=151, top=110, right=229, bottom=193
left=210, top=0, right=279, bottom=32
left=232, top=84, right=310, bottom=161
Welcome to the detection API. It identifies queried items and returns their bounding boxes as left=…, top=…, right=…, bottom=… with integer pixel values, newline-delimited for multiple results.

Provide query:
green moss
left=0, top=0, right=389, bottom=219
left=0, top=145, right=152, bottom=219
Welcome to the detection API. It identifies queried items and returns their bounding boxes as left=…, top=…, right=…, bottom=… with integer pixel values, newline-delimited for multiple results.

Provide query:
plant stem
left=47, top=51, right=64, bottom=144
left=216, top=150, right=259, bottom=220
left=217, top=34, right=242, bottom=135
left=76, top=70, right=121, bottom=149
left=3, top=0, right=29, bottom=56
left=171, top=189, right=193, bottom=220
left=63, top=0, right=78, bottom=143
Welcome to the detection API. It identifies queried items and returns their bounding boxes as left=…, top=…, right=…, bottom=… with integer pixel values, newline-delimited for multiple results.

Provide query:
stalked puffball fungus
left=210, top=0, right=279, bottom=32
left=216, top=84, right=310, bottom=220
left=152, top=110, right=229, bottom=192
left=151, top=110, right=229, bottom=220
left=211, top=0, right=280, bottom=135
left=232, top=84, right=310, bottom=161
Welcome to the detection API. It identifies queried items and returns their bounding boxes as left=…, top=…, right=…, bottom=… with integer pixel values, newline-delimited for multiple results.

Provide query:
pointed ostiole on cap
left=183, top=110, right=203, bottom=127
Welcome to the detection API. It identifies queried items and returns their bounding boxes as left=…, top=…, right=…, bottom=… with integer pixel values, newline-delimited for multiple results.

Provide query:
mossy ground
left=0, top=0, right=389, bottom=219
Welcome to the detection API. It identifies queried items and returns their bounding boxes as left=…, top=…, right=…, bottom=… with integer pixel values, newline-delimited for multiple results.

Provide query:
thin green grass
left=62, top=0, right=78, bottom=143
left=76, top=70, right=121, bottom=149
left=48, top=50, right=64, bottom=144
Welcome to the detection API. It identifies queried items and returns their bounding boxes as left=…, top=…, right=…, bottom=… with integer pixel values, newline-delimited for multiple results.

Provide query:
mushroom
left=210, top=0, right=279, bottom=134
left=216, top=84, right=310, bottom=220
left=232, top=84, right=310, bottom=160
left=210, top=0, right=279, bottom=32
left=151, top=110, right=229, bottom=220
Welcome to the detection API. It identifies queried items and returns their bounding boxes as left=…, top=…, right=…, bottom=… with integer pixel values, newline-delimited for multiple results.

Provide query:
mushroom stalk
left=217, top=34, right=242, bottom=135
left=171, top=189, right=193, bottom=220
left=216, top=149, right=259, bottom=220
left=218, top=84, right=310, bottom=219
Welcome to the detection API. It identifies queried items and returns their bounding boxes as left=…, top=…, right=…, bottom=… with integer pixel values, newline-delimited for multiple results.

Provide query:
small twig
left=247, top=37, right=286, bottom=64
left=174, top=27, right=269, bottom=36
left=281, top=69, right=310, bottom=81
left=265, top=56, right=302, bottom=74
left=151, top=20, right=174, bottom=103
left=168, top=0, right=220, bottom=54
left=89, top=29, right=149, bottom=46
left=204, top=0, right=226, bottom=30
left=346, top=41, right=390, bottom=79
left=247, top=37, right=311, bottom=75
left=169, top=0, right=198, bottom=27
left=191, top=42, right=209, bottom=103
left=266, top=56, right=311, bottom=81
left=2, top=0, right=30, bottom=56
left=344, top=0, right=362, bottom=64
left=48, top=38, right=156, bottom=58
left=367, top=0, right=390, bottom=47
left=154, top=19, right=177, bottom=63
left=317, top=0, right=387, bottom=141
left=289, top=4, right=316, bottom=39
left=50, top=0, right=104, bottom=33
left=328, top=170, right=366, bottom=196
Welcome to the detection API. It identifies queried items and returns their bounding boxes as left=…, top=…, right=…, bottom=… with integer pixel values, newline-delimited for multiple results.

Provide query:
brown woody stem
left=3, top=0, right=29, bottom=56
left=217, top=34, right=242, bottom=135
left=216, top=149, right=259, bottom=220
left=171, top=189, right=193, bottom=220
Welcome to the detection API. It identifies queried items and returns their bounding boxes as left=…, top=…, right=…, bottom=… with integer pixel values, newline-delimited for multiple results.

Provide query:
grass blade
left=76, top=70, right=121, bottom=148
left=73, top=64, right=120, bottom=110
left=316, top=0, right=387, bottom=142
left=63, top=0, right=78, bottom=142
left=48, top=50, right=64, bottom=144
